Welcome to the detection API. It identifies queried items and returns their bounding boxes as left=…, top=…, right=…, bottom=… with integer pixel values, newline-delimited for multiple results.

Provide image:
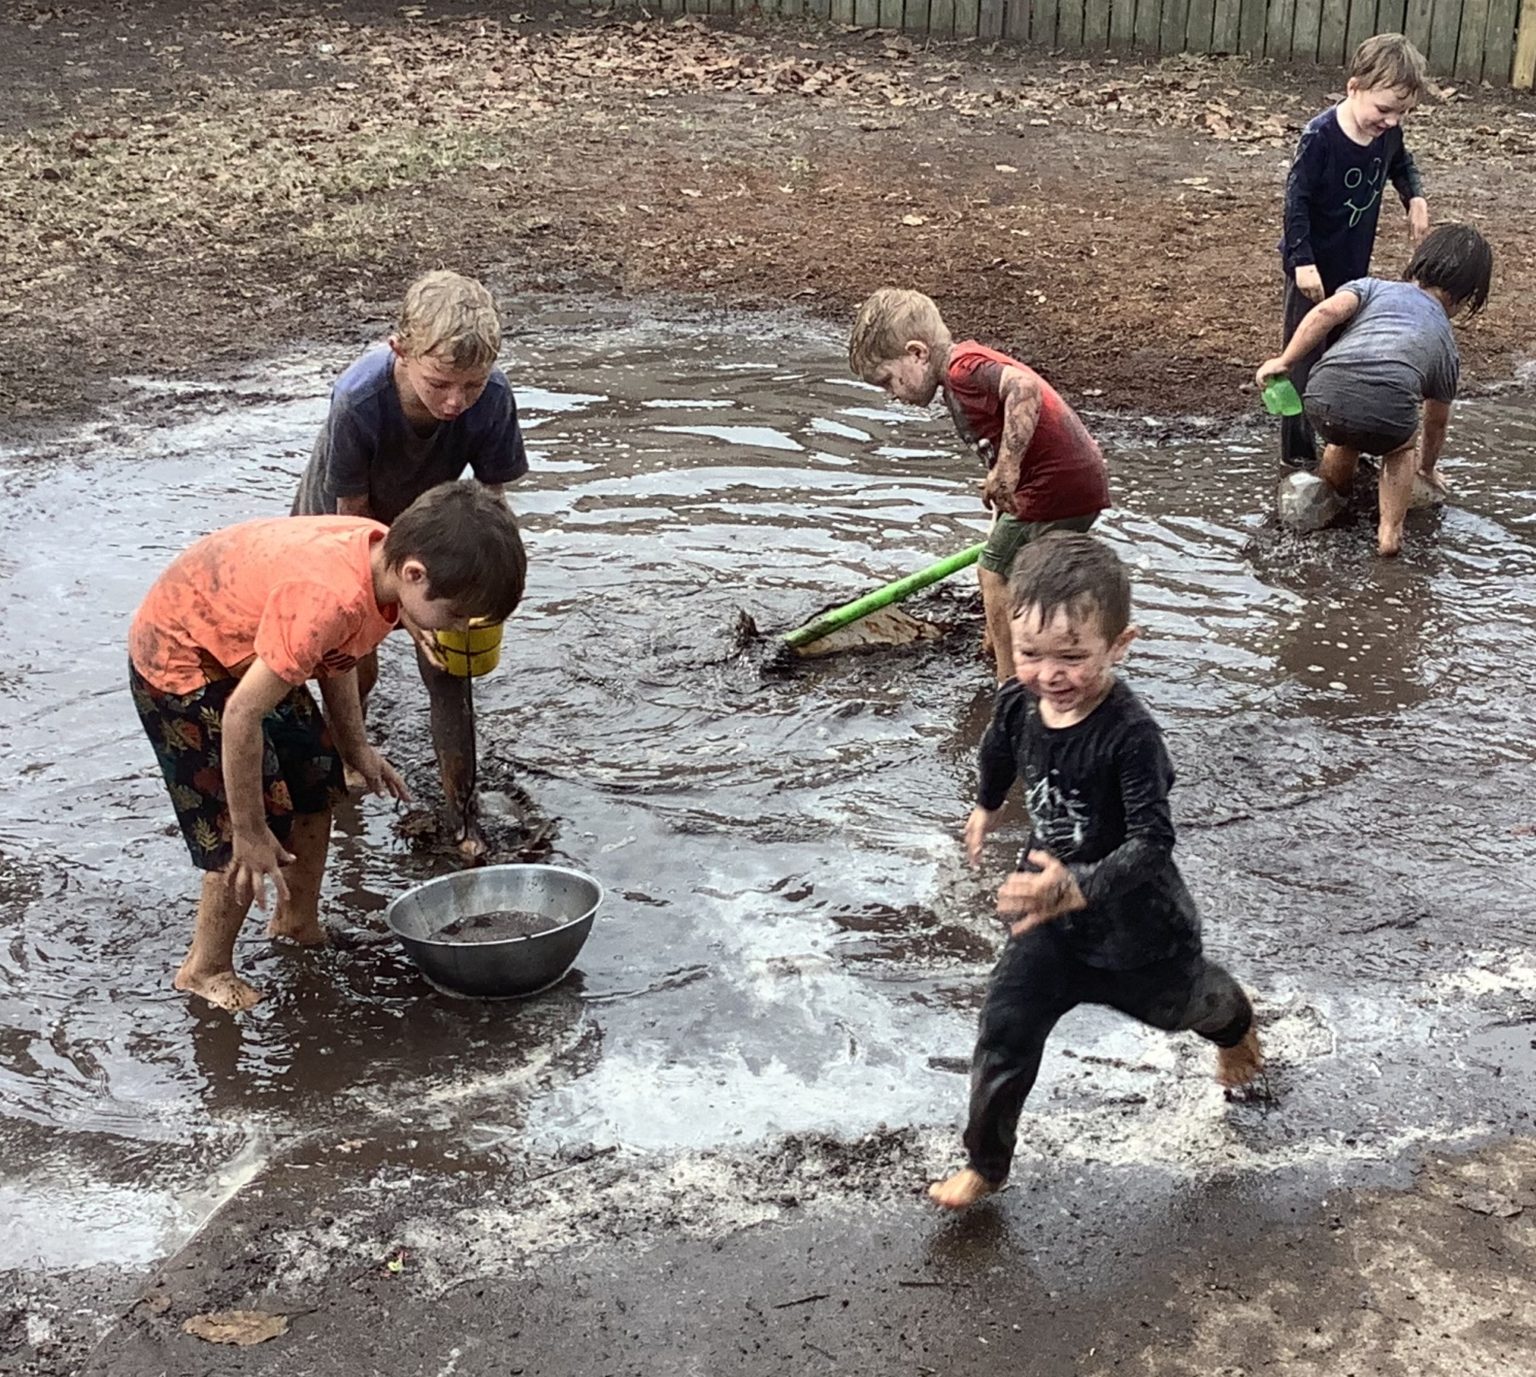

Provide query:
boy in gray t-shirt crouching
left=1255, top=223, right=1492, bottom=557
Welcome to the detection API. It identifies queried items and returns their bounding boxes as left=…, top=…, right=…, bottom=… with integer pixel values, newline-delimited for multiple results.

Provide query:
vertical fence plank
left=807, top=0, right=832, bottom=16
left=1345, top=0, right=1380, bottom=61
left=1429, top=0, right=1461, bottom=69
left=1404, top=0, right=1436, bottom=60
left=854, top=0, right=880, bottom=25
left=979, top=0, right=1006, bottom=36
left=1082, top=0, right=1112, bottom=48
left=1003, top=0, right=1030, bottom=39
left=1290, top=0, right=1323, bottom=62
left=1136, top=0, right=1164, bottom=52
left=1376, top=0, right=1406, bottom=31
left=779, top=0, right=804, bottom=19
left=1109, top=0, right=1138, bottom=47
left=1211, top=0, right=1241, bottom=49
left=1483, top=0, right=1520, bottom=82
left=882, top=0, right=908, bottom=26
left=905, top=0, right=932, bottom=36
left=1515, top=0, right=1536, bottom=84
left=928, top=0, right=956, bottom=36
left=1266, top=0, right=1297, bottom=61
left=1058, top=0, right=1087, bottom=47
left=1238, top=0, right=1267, bottom=53
left=1160, top=0, right=1190, bottom=53
left=954, top=0, right=982, bottom=36
left=661, top=0, right=685, bottom=14
left=1186, top=0, right=1216, bottom=50
left=1316, top=0, right=1348, bottom=65
left=1031, top=0, right=1060, bottom=43
left=1454, top=0, right=1492, bottom=78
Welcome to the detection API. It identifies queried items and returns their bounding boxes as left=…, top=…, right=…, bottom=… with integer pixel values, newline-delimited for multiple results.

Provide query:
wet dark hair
left=1007, top=532, right=1131, bottom=640
left=1405, top=223, right=1493, bottom=315
left=383, top=481, right=527, bottom=623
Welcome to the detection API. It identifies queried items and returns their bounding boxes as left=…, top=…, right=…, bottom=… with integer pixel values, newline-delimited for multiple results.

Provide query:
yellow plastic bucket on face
left=433, top=618, right=504, bottom=678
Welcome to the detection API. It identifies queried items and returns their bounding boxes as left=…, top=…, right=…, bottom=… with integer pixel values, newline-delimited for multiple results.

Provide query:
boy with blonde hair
left=1277, top=33, right=1432, bottom=468
left=131, top=482, right=527, bottom=1012
left=293, top=270, right=528, bottom=858
left=849, top=288, right=1110, bottom=683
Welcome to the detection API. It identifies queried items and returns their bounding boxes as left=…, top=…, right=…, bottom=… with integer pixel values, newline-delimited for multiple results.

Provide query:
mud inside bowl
left=385, top=864, right=602, bottom=999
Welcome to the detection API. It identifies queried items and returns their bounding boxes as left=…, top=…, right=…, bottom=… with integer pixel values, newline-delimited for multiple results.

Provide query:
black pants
left=963, top=926, right=1253, bottom=1183
left=1280, top=277, right=1334, bottom=469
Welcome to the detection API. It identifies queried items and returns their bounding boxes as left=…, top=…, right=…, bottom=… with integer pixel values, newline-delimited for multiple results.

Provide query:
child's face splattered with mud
left=1010, top=601, right=1136, bottom=726
left=870, top=342, right=942, bottom=407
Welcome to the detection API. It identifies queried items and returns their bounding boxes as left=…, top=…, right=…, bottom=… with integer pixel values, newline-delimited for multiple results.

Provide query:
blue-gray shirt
left=292, top=345, right=527, bottom=524
left=1306, top=278, right=1459, bottom=439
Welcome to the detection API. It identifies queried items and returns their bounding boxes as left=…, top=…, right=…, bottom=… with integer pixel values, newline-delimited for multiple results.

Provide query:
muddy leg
left=1317, top=442, right=1361, bottom=496
left=1376, top=437, right=1419, bottom=558
left=978, top=565, right=1015, bottom=684
left=175, top=871, right=261, bottom=1011
left=341, top=650, right=380, bottom=792
left=418, top=646, right=485, bottom=861
left=266, top=808, right=331, bottom=945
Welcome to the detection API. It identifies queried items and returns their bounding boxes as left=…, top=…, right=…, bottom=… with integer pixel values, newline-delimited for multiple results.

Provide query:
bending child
left=931, top=533, right=1263, bottom=1209
left=1257, top=222, right=1492, bottom=557
left=1277, top=32, right=1431, bottom=468
left=293, top=270, right=528, bottom=858
left=130, top=482, right=527, bottom=1012
left=849, top=288, right=1110, bottom=684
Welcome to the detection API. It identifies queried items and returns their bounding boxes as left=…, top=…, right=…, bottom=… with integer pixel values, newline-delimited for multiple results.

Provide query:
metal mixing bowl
left=385, top=863, right=602, bottom=998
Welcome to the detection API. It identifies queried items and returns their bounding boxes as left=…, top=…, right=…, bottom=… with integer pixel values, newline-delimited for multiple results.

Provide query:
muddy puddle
left=2, top=300, right=1535, bottom=1282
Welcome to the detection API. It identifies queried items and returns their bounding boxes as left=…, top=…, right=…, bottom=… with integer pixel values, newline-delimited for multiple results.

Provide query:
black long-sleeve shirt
left=977, top=678, right=1200, bottom=969
left=1279, top=108, right=1426, bottom=293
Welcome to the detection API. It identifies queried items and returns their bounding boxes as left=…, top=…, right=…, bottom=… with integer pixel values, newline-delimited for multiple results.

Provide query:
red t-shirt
left=943, top=340, right=1110, bottom=522
left=129, top=517, right=399, bottom=695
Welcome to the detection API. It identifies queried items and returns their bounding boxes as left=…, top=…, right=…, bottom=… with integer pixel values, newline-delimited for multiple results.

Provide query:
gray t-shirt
left=292, top=344, right=527, bottom=524
left=1305, top=278, right=1459, bottom=439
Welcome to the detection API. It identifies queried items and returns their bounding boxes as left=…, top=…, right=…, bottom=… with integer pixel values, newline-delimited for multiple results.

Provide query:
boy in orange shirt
left=849, top=288, right=1110, bottom=682
left=129, top=482, right=526, bottom=1012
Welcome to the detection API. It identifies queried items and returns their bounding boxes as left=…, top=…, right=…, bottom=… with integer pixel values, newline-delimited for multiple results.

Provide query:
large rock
left=1277, top=471, right=1346, bottom=533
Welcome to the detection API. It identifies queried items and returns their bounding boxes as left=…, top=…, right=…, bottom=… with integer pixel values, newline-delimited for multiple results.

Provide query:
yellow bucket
left=433, top=618, right=504, bottom=678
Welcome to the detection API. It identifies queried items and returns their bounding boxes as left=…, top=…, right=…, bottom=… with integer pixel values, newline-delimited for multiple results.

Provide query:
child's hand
left=228, top=827, right=296, bottom=912
left=964, top=806, right=1002, bottom=867
left=1294, top=265, right=1324, bottom=303
left=1255, top=357, right=1290, bottom=388
left=1408, top=197, right=1430, bottom=246
left=997, top=850, right=1087, bottom=935
left=981, top=469, right=1017, bottom=517
left=352, top=746, right=412, bottom=802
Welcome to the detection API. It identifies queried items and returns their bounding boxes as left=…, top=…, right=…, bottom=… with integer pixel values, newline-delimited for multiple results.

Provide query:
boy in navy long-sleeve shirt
left=1278, top=33, right=1431, bottom=468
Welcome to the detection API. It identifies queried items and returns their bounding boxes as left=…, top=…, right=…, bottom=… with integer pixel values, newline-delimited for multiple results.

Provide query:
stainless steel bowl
left=385, top=863, right=601, bottom=999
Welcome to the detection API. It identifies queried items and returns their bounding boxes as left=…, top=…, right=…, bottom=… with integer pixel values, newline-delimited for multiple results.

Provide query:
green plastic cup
left=1262, top=376, right=1304, bottom=416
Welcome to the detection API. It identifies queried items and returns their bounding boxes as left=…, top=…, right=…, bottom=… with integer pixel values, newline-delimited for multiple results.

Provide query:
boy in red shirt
left=129, top=482, right=526, bottom=1012
left=849, top=288, right=1110, bottom=681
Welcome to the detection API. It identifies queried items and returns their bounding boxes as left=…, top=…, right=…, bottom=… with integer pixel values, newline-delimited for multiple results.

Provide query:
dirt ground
left=2, top=0, right=1533, bottom=432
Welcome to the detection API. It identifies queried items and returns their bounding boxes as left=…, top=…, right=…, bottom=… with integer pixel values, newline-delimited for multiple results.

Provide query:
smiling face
left=1344, top=81, right=1417, bottom=139
left=391, top=343, right=492, bottom=424
left=1011, top=601, right=1135, bottom=726
left=869, top=342, right=942, bottom=407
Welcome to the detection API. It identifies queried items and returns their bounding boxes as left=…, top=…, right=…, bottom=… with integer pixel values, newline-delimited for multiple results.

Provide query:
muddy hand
left=227, top=829, right=295, bottom=912
left=355, top=747, right=411, bottom=801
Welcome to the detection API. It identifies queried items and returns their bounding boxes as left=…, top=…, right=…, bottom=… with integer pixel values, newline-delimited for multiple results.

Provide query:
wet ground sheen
left=1, top=302, right=1534, bottom=1364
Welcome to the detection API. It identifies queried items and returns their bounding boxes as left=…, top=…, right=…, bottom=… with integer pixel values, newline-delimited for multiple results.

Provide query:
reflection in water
left=2, top=301, right=1536, bottom=1272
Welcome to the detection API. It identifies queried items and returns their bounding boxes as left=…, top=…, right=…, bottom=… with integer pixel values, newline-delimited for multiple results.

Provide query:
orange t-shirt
left=129, top=517, right=399, bottom=695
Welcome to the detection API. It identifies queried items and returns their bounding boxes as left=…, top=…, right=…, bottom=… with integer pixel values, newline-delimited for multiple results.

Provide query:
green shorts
left=978, top=512, right=1100, bottom=576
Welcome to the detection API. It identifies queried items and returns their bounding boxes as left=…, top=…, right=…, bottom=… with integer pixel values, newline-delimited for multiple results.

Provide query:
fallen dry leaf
left=182, top=1310, right=289, bottom=1346
left=899, top=213, right=927, bottom=226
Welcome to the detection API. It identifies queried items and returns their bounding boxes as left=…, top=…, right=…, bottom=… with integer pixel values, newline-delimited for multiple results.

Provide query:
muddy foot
left=927, top=1167, right=1000, bottom=1210
left=174, top=966, right=263, bottom=1012
left=1377, top=525, right=1404, bottom=558
left=267, top=916, right=328, bottom=946
left=1217, top=1027, right=1265, bottom=1090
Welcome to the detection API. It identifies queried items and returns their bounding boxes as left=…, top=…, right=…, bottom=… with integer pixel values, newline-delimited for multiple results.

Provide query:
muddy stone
left=433, top=910, right=563, bottom=944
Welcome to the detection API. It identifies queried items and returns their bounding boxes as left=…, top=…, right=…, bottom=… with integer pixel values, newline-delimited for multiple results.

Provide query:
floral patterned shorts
left=130, top=661, right=344, bottom=871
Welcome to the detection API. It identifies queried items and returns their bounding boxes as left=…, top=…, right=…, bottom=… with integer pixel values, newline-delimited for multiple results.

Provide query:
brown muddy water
left=1, top=300, right=1534, bottom=1296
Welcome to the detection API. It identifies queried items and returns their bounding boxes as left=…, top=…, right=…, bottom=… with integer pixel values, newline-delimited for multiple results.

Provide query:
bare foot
left=456, top=833, right=488, bottom=865
left=1217, top=1028, right=1264, bottom=1090
left=267, top=915, right=328, bottom=946
left=174, top=966, right=263, bottom=1012
left=927, top=1168, right=999, bottom=1210
left=1377, top=526, right=1404, bottom=558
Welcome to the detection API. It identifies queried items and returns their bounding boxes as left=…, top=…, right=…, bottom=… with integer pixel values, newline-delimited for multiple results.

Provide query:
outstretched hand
left=997, top=850, right=1087, bottom=936
left=228, top=828, right=295, bottom=912
left=964, top=806, right=1002, bottom=867
left=351, top=746, right=412, bottom=802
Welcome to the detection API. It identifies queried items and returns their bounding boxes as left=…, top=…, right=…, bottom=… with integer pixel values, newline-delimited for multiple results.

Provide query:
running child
left=848, top=288, right=1110, bottom=684
left=293, top=269, right=528, bottom=858
left=930, top=533, right=1263, bottom=1209
left=1277, top=32, right=1432, bottom=468
left=130, top=482, right=527, bottom=1012
left=1256, top=222, right=1492, bottom=557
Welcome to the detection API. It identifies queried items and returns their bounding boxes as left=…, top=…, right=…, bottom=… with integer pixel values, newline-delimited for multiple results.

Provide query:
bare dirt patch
left=3, top=1, right=1533, bottom=431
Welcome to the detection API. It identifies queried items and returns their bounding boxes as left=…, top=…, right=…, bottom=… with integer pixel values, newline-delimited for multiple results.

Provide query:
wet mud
left=433, top=911, right=563, bottom=944
left=3, top=299, right=1536, bottom=1374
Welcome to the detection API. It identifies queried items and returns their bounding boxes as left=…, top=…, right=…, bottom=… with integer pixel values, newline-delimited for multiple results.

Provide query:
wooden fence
left=652, top=0, right=1536, bottom=86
